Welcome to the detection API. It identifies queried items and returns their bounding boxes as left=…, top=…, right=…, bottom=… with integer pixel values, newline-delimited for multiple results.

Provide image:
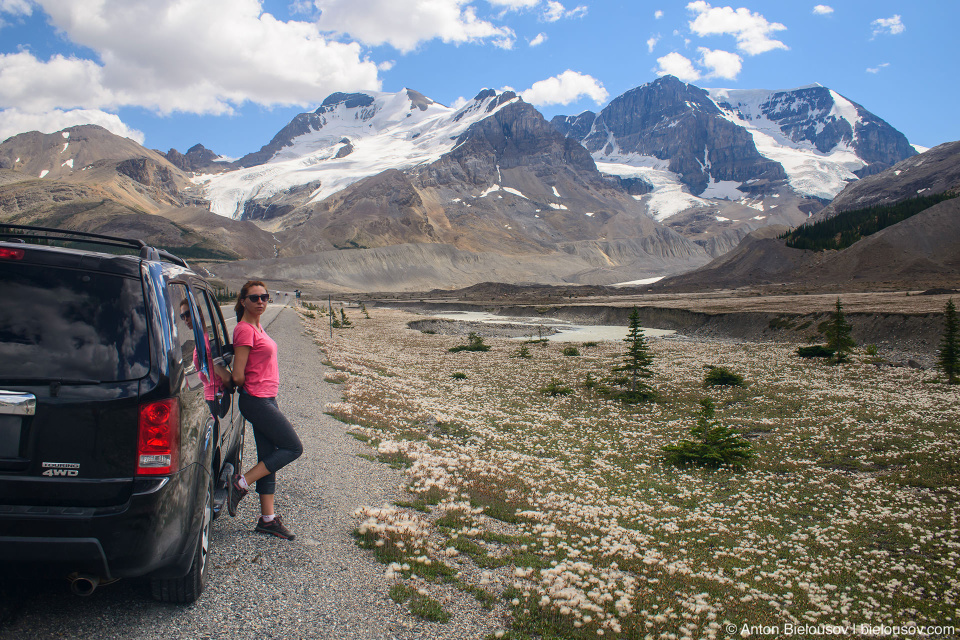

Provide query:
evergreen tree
left=824, top=298, right=855, bottom=364
left=609, top=308, right=655, bottom=402
left=663, top=399, right=755, bottom=469
left=938, top=299, right=959, bottom=384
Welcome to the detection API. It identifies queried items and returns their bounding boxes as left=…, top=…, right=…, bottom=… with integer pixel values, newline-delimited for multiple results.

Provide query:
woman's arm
left=231, top=345, right=251, bottom=387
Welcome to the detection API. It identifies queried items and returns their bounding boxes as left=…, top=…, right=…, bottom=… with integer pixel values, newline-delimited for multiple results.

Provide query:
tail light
left=0, top=247, right=25, bottom=260
left=137, top=398, right=179, bottom=475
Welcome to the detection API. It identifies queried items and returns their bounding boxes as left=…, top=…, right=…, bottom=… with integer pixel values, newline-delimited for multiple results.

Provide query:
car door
left=195, top=289, right=241, bottom=460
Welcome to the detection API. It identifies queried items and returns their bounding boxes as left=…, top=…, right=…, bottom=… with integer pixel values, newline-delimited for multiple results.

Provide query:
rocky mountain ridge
left=654, top=142, right=960, bottom=292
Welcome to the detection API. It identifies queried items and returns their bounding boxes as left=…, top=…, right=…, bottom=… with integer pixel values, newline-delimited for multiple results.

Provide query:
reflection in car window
left=168, top=284, right=196, bottom=373
left=0, top=264, right=149, bottom=381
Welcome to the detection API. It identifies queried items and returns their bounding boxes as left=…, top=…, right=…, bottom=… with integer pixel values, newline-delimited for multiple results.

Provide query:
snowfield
left=196, top=90, right=518, bottom=218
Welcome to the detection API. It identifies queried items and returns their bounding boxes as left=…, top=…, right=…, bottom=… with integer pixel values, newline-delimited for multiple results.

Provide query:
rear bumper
left=0, top=466, right=203, bottom=580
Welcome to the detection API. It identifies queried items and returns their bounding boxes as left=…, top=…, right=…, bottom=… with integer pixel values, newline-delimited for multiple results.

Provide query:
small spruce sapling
left=824, top=298, right=855, bottom=364
left=448, top=332, right=491, bottom=353
left=938, top=299, right=959, bottom=384
left=513, top=345, right=532, bottom=359
left=663, top=399, right=755, bottom=469
left=608, top=307, right=655, bottom=402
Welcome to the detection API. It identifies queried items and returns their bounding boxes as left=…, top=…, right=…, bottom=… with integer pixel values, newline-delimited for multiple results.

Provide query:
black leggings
left=238, top=394, right=303, bottom=495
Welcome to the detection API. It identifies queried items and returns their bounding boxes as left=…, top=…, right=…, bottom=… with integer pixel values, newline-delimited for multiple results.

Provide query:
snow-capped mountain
left=195, top=89, right=522, bottom=219
left=553, top=76, right=916, bottom=220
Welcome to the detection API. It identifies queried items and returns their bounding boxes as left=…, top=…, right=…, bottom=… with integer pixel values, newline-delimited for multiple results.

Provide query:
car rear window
left=0, top=263, right=150, bottom=382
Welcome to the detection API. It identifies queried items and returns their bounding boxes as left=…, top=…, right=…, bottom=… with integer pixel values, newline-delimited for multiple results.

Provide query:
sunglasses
left=246, top=294, right=270, bottom=302
left=179, top=311, right=191, bottom=321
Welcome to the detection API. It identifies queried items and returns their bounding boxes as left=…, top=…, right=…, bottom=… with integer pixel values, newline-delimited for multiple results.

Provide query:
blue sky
left=1, top=1, right=956, bottom=157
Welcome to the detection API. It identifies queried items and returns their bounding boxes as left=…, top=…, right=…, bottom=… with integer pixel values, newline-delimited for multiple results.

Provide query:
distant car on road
left=0, top=224, right=246, bottom=603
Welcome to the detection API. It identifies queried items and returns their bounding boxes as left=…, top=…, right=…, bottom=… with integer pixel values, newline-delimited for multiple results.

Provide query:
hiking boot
left=227, top=473, right=248, bottom=517
left=256, top=514, right=296, bottom=540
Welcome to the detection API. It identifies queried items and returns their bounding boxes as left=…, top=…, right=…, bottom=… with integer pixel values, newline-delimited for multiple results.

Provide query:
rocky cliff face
left=710, top=85, right=916, bottom=176
left=164, top=143, right=221, bottom=173
left=812, top=140, right=960, bottom=222
left=567, top=76, right=787, bottom=195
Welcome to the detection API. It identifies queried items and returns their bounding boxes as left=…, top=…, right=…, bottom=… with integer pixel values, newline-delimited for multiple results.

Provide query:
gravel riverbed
left=0, top=306, right=497, bottom=640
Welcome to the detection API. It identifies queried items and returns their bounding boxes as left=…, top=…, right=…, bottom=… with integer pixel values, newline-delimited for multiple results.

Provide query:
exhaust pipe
left=68, top=573, right=100, bottom=596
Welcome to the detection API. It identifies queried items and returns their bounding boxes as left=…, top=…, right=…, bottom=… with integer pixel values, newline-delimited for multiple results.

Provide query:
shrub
left=451, top=372, right=467, bottom=380
left=663, top=399, right=755, bottom=469
left=513, top=345, right=532, bottom=359
left=796, top=345, right=835, bottom=359
left=562, top=346, right=580, bottom=356
left=449, top=332, right=491, bottom=353
left=540, top=378, right=572, bottom=397
left=583, top=373, right=597, bottom=390
left=704, top=366, right=745, bottom=387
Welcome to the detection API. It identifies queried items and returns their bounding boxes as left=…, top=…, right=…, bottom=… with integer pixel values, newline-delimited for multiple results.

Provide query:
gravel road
left=0, top=305, right=493, bottom=639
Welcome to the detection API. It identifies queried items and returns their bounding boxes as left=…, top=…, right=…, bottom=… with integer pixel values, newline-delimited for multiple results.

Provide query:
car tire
left=150, top=473, right=213, bottom=603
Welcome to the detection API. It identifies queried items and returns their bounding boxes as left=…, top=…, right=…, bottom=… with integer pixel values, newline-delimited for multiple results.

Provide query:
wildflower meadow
left=306, top=306, right=959, bottom=639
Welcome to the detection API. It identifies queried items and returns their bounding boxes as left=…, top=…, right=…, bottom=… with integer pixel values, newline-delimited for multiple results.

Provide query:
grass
left=314, top=308, right=960, bottom=639
left=390, top=584, right=452, bottom=622
left=408, top=595, right=451, bottom=622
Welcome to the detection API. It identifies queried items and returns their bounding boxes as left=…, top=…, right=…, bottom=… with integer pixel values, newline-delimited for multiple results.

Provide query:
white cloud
left=0, top=0, right=32, bottom=15
left=487, top=0, right=540, bottom=9
left=812, top=5, right=833, bottom=15
left=654, top=10, right=663, bottom=19
left=871, top=15, right=904, bottom=37
left=698, top=47, right=742, bottom=79
left=313, top=0, right=515, bottom=52
left=866, top=62, right=890, bottom=74
left=686, top=1, right=788, bottom=55
left=0, top=0, right=381, bottom=117
left=0, top=108, right=145, bottom=144
left=378, top=60, right=396, bottom=71
left=654, top=52, right=701, bottom=82
left=647, top=34, right=660, bottom=53
left=520, top=70, right=607, bottom=106
left=541, top=1, right=587, bottom=22
left=529, top=32, right=547, bottom=46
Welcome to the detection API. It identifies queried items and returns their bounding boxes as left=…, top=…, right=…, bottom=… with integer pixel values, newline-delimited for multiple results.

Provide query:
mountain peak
left=318, top=92, right=376, bottom=110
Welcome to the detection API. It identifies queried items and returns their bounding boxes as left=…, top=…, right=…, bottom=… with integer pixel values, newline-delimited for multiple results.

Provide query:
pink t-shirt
left=233, top=321, right=280, bottom=398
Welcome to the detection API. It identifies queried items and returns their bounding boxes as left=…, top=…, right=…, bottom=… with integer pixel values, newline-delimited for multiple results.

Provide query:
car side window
left=168, top=283, right=197, bottom=374
left=198, top=290, right=227, bottom=360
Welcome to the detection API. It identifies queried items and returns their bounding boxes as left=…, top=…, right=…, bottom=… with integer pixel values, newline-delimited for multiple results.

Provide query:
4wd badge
left=41, top=462, right=80, bottom=477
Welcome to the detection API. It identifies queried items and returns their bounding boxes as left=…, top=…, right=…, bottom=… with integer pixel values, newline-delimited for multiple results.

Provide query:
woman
left=228, top=280, right=303, bottom=540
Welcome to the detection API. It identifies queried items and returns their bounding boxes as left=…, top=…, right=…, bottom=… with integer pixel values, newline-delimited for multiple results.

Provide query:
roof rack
left=0, top=223, right=189, bottom=269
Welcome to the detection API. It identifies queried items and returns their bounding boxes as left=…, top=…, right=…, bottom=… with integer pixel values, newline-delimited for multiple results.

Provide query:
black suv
left=0, top=224, right=245, bottom=603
